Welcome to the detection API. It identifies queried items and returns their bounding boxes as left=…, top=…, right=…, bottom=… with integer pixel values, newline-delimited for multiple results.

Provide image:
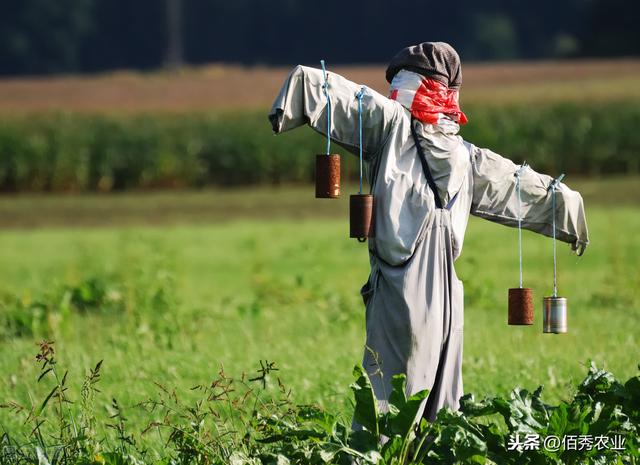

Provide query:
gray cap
left=385, top=42, right=462, bottom=89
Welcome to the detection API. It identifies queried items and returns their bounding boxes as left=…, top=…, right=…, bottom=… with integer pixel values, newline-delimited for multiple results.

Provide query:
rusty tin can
left=508, top=287, right=534, bottom=325
left=543, top=296, right=567, bottom=334
left=315, top=154, right=340, bottom=198
left=350, top=194, right=374, bottom=240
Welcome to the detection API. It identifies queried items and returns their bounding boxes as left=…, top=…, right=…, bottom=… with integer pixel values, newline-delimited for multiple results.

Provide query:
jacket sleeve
left=268, top=65, right=399, bottom=158
left=468, top=143, right=589, bottom=255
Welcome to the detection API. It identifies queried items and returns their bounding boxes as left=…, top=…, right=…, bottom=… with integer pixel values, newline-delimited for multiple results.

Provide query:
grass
left=0, top=177, right=638, bottom=228
left=0, top=183, right=638, bottom=453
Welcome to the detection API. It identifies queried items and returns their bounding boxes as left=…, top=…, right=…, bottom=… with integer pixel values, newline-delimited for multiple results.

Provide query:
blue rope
left=514, top=162, right=528, bottom=288
left=320, top=60, right=331, bottom=155
left=548, top=173, right=565, bottom=297
left=356, top=87, right=367, bottom=194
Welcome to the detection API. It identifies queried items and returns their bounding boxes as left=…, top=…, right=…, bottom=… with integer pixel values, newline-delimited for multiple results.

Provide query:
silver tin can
left=543, top=296, right=567, bottom=333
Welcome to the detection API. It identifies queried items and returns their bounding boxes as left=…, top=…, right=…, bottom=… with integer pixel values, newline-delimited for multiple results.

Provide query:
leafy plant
left=237, top=363, right=640, bottom=464
left=1, top=343, right=638, bottom=464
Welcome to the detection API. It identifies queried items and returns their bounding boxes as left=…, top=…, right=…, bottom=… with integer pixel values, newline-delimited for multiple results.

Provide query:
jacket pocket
left=360, top=266, right=379, bottom=307
left=360, top=278, right=375, bottom=307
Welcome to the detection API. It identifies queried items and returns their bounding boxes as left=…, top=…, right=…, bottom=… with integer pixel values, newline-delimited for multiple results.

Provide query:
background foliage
left=1, top=0, right=639, bottom=76
left=0, top=102, right=638, bottom=192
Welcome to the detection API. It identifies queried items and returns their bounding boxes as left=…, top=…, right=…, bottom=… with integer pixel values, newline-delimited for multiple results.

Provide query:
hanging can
left=508, top=287, right=534, bottom=325
left=315, top=60, right=340, bottom=199
left=508, top=162, right=534, bottom=327
left=543, top=174, right=568, bottom=334
left=350, top=194, right=374, bottom=240
left=315, top=154, right=341, bottom=198
left=543, top=296, right=567, bottom=333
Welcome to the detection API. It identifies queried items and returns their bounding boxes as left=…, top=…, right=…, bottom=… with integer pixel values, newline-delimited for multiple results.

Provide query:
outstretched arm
left=468, top=143, right=589, bottom=255
left=268, top=65, right=399, bottom=158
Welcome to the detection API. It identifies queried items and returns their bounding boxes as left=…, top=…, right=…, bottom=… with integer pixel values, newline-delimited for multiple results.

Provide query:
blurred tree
left=80, top=0, right=166, bottom=72
left=0, top=0, right=93, bottom=74
left=466, top=13, right=520, bottom=60
left=0, top=0, right=637, bottom=76
left=580, top=0, right=640, bottom=57
left=165, top=0, right=184, bottom=69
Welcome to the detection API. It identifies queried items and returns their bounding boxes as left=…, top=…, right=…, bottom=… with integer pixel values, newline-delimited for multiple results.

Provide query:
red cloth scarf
left=389, top=70, right=468, bottom=125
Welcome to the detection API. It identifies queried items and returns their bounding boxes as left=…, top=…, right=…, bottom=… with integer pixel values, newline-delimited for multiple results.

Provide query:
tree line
left=0, top=0, right=639, bottom=76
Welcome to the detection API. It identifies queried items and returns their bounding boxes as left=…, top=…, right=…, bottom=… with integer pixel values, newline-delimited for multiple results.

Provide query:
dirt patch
left=0, top=59, right=638, bottom=115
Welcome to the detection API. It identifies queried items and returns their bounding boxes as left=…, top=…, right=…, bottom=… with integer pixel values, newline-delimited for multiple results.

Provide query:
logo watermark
left=507, top=433, right=626, bottom=452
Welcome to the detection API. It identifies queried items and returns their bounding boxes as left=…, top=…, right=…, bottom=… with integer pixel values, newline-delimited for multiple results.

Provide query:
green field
left=1, top=59, right=639, bottom=463
left=0, top=183, right=638, bottom=458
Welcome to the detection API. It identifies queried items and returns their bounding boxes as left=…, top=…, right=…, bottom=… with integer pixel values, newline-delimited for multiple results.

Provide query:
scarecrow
left=268, top=42, right=589, bottom=421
